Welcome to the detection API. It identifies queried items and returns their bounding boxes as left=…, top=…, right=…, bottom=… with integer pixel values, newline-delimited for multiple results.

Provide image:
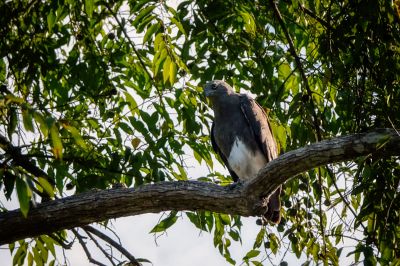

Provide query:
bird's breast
left=227, top=138, right=267, bottom=180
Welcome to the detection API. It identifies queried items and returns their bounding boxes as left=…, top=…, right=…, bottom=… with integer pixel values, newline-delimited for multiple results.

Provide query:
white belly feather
left=227, top=138, right=267, bottom=180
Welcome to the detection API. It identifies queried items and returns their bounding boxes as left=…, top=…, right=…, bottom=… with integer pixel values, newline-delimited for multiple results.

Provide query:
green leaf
left=16, top=177, right=31, bottom=218
left=50, top=123, right=63, bottom=160
left=143, top=23, right=161, bottom=43
left=131, top=137, right=141, bottom=149
left=170, top=17, right=187, bottom=36
left=269, top=233, right=280, bottom=254
left=176, top=165, right=187, bottom=180
left=62, top=124, right=87, bottom=150
left=22, top=108, right=34, bottom=132
left=4, top=171, right=16, bottom=199
left=239, top=11, right=256, bottom=36
left=36, top=238, right=49, bottom=262
left=150, top=211, right=178, bottom=233
left=40, top=236, right=56, bottom=257
left=47, top=10, right=56, bottom=31
left=85, top=0, right=94, bottom=17
left=186, top=212, right=207, bottom=231
left=124, top=92, right=139, bottom=115
left=244, top=249, right=260, bottom=260
left=33, top=112, right=48, bottom=137
left=219, top=214, right=231, bottom=225
left=154, top=32, right=165, bottom=51
left=169, top=61, right=177, bottom=85
left=27, top=252, right=33, bottom=266
left=132, top=6, right=156, bottom=28
left=154, top=49, right=168, bottom=75
left=253, top=228, right=265, bottom=249
left=9, top=242, right=15, bottom=254
left=163, top=56, right=171, bottom=84
left=7, top=107, right=18, bottom=140
left=0, top=58, right=6, bottom=82
left=38, top=177, right=55, bottom=198
left=278, top=63, right=291, bottom=80
left=13, top=241, right=28, bottom=265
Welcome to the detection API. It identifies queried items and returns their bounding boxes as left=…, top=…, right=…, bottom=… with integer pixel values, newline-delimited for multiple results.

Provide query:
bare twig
left=83, top=225, right=141, bottom=266
left=316, top=167, right=326, bottom=253
left=71, top=228, right=107, bottom=266
left=388, top=116, right=400, bottom=136
left=325, top=166, right=367, bottom=231
left=84, top=229, right=118, bottom=266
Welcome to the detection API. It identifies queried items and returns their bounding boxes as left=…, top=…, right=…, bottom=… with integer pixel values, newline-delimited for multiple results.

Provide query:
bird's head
left=203, top=80, right=235, bottom=99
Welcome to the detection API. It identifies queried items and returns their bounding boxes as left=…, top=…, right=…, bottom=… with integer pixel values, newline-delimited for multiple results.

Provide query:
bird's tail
left=263, top=186, right=281, bottom=224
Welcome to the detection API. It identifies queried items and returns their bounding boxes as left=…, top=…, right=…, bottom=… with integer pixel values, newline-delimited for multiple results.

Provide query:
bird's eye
left=211, top=84, right=217, bottom=90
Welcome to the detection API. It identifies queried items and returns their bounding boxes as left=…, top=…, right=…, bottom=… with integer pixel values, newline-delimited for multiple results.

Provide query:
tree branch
left=0, top=129, right=399, bottom=245
left=83, top=225, right=141, bottom=266
left=84, top=229, right=118, bottom=266
left=72, top=229, right=107, bottom=266
left=299, top=4, right=331, bottom=29
left=244, top=129, right=400, bottom=199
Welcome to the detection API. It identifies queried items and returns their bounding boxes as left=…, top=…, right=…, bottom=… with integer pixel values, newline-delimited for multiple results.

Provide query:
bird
left=204, top=80, right=281, bottom=224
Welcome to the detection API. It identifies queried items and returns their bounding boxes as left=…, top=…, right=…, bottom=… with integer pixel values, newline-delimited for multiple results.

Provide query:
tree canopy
left=1, top=0, right=399, bottom=265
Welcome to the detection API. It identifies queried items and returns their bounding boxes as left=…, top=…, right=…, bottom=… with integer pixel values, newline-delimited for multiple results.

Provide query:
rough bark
left=0, top=128, right=399, bottom=245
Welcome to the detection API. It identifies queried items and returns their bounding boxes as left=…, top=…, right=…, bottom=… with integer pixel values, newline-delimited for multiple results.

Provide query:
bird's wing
left=211, top=122, right=240, bottom=182
left=239, top=94, right=278, bottom=162
left=239, top=94, right=281, bottom=223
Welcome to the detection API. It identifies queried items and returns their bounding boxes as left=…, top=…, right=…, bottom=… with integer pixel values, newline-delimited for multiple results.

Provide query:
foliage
left=0, top=0, right=399, bottom=265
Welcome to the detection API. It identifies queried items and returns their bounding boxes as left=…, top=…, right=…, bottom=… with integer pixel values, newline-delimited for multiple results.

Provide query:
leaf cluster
left=1, top=0, right=400, bottom=265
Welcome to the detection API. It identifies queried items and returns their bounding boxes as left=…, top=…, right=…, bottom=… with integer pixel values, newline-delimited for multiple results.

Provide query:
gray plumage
left=204, top=80, right=281, bottom=224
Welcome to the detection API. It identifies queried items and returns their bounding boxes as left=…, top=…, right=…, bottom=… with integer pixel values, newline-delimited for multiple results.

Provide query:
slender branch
left=325, top=166, right=366, bottom=232
left=0, top=129, right=399, bottom=245
left=299, top=5, right=331, bottom=29
left=317, top=167, right=327, bottom=254
left=72, top=229, right=107, bottom=266
left=269, top=0, right=322, bottom=141
left=83, top=225, right=141, bottom=266
left=84, top=229, right=117, bottom=266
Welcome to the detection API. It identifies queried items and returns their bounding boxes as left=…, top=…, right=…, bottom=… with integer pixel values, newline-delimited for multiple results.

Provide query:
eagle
left=204, top=80, right=281, bottom=224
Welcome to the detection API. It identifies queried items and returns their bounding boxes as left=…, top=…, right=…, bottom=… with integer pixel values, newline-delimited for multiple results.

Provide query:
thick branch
left=0, top=129, right=399, bottom=245
left=0, top=182, right=245, bottom=245
left=244, top=128, right=400, bottom=206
